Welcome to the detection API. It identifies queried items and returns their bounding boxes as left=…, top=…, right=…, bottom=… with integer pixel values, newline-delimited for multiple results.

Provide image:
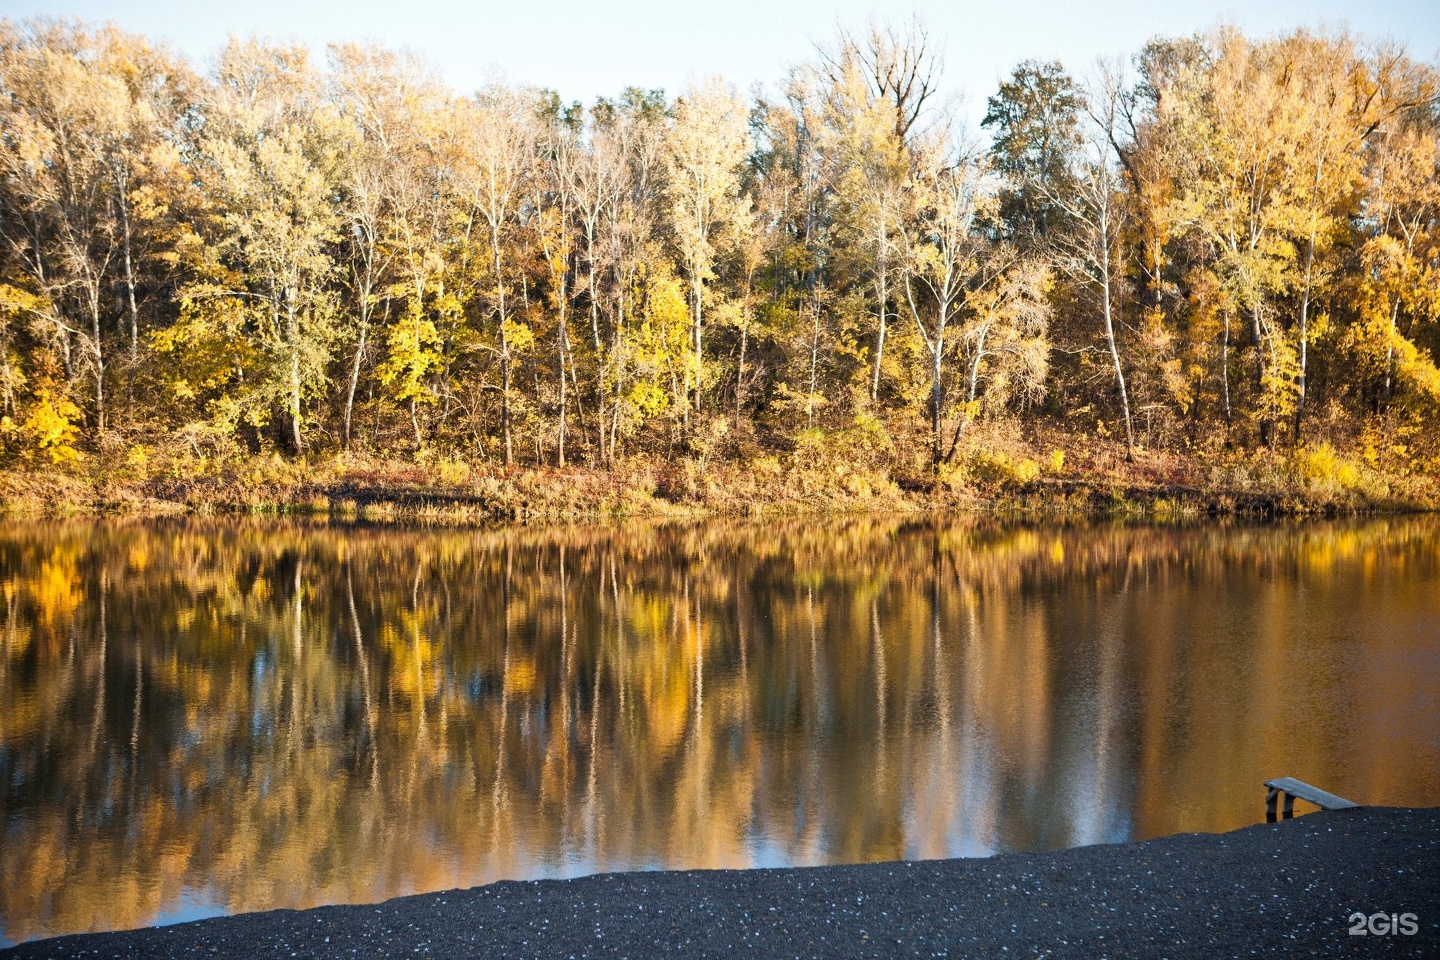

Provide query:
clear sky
left=7, top=0, right=1439, bottom=125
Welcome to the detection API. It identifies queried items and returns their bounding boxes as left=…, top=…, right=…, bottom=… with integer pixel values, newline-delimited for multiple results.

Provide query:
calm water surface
left=1, top=516, right=1437, bottom=943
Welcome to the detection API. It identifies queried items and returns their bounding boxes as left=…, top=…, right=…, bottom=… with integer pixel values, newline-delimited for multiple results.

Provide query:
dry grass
left=1, top=428, right=1434, bottom=524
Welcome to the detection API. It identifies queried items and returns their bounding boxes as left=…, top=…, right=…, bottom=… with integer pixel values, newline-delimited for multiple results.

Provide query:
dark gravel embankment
left=5, top=807, right=1437, bottom=959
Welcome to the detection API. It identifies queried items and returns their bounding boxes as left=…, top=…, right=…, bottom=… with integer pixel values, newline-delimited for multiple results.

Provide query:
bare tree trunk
left=735, top=309, right=749, bottom=427
left=871, top=205, right=887, bottom=401
left=807, top=299, right=822, bottom=429
left=117, top=184, right=141, bottom=370
left=88, top=288, right=106, bottom=436
left=1252, top=303, right=1272, bottom=446
left=557, top=298, right=569, bottom=467
left=501, top=345, right=514, bottom=466
left=610, top=373, right=622, bottom=459
left=586, top=228, right=607, bottom=464
left=344, top=240, right=381, bottom=450
left=1383, top=298, right=1400, bottom=404
left=1381, top=233, right=1412, bottom=405
left=691, top=274, right=704, bottom=421
left=493, top=228, right=514, bottom=467
left=1221, top=312, right=1231, bottom=424
left=929, top=338, right=944, bottom=469
left=967, top=324, right=989, bottom=405
left=586, top=230, right=602, bottom=351
left=1295, top=156, right=1329, bottom=440
left=1101, top=254, right=1135, bottom=458
left=288, top=304, right=302, bottom=452
left=1296, top=237, right=1313, bottom=440
left=344, top=319, right=368, bottom=449
left=532, top=353, right=544, bottom=464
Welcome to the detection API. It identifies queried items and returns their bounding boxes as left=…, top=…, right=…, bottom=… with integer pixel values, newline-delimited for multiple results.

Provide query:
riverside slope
left=4, top=807, right=1436, bottom=959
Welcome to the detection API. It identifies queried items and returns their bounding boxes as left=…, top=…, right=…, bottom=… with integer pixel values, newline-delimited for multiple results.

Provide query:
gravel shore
left=5, top=807, right=1436, bottom=959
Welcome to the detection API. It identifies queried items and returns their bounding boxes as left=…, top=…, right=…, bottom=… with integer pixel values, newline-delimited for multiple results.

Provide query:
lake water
left=1, top=515, right=1437, bottom=944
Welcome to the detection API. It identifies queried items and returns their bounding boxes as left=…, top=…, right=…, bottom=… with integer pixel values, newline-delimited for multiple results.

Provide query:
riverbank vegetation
left=1, top=18, right=1437, bottom=517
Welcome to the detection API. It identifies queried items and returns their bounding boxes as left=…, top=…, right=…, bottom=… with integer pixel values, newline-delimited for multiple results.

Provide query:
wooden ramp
left=1264, top=777, right=1359, bottom=822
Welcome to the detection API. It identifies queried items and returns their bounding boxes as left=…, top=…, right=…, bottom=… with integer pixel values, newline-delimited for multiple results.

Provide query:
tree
left=817, top=26, right=937, bottom=402
left=1161, top=32, right=1307, bottom=445
left=898, top=146, right=995, bottom=465
left=1280, top=32, right=1379, bottom=436
left=956, top=255, right=1052, bottom=424
left=821, top=16, right=943, bottom=148
left=1044, top=64, right=1137, bottom=456
left=2, top=15, right=1438, bottom=487
left=0, top=21, right=188, bottom=437
left=533, top=92, right=584, bottom=465
left=983, top=59, right=1084, bottom=244
left=665, top=78, right=751, bottom=429
left=758, top=68, right=840, bottom=430
left=581, top=89, right=669, bottom=461
left=1345, top=76, right=1440, bottom=413
left=330, top=44, right=453, bottom=450
left=456, top=85, right=539, bottom=465
left=191, top=38, right=351, bottom=452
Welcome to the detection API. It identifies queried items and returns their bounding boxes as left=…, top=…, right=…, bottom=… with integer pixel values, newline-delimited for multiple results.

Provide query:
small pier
left=1263, top=777, right=1359, bottom=822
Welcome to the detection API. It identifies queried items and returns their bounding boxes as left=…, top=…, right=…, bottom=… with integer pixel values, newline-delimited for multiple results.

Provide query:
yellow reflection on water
left=0, top=516, right=1437, bottom=943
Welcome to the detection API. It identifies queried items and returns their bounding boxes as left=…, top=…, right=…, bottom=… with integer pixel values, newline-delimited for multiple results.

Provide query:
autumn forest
left=1, top=18, right=1438, bottom=511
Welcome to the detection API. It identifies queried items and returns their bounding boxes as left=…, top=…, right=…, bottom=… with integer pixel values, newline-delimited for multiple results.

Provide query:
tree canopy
left=1, top=18, right=1437, bottom=483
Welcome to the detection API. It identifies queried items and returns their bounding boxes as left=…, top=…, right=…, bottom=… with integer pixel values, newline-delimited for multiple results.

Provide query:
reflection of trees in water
left=1, top=516, right=1437, bottom=942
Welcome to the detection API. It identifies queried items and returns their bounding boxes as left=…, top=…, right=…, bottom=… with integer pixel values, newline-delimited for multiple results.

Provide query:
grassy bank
left=2, top=431, right=1435, bottom=524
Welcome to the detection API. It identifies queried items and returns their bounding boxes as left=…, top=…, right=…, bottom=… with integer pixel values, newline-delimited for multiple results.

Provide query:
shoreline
left=2, top=460, right=1433, bottom=525
left=4, top=807, right=1435, bottom=958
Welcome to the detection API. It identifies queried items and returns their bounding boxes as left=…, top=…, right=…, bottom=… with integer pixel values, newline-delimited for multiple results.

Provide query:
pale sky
left=6, top=0, right=1439, bottom=126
